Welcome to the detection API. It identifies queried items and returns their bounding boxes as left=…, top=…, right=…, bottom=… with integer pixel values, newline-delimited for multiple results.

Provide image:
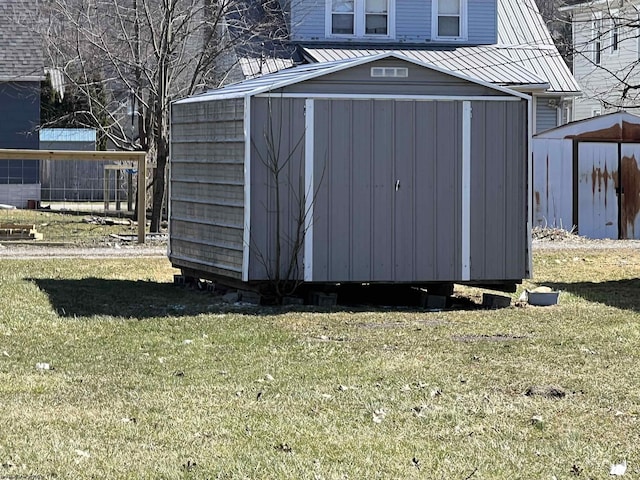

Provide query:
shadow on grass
left=30, top=278, right=224, bottom=319
left=30, top=278, right=490, bottom=319
left=546, top=278, right=640, bottom=312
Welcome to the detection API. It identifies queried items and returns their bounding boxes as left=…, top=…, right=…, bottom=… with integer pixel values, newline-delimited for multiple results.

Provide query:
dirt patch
left=524, top=385, right=567, bottom=399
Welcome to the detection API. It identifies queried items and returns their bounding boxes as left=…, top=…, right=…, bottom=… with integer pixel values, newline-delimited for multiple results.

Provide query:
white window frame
left=326, top=0, right=395, bottom=38
left=431, top=0, right=468, bottom=41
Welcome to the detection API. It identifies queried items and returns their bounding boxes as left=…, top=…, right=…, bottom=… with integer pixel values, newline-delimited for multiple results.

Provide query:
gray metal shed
left=169, top=53, right=532, bottom=292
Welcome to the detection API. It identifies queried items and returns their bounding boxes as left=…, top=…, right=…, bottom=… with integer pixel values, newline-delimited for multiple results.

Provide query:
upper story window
left=592, top=14, right=602, bottom=65
left=432, top=0, right=467, bottom=41
left=328, top=0, right=392, bottom=37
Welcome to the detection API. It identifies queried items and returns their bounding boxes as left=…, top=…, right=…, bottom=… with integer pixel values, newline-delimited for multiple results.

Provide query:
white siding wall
left=572, top=7, right=640, bottom=120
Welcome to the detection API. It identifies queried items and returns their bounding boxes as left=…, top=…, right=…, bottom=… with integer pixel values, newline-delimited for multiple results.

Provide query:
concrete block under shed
left=282, top=296, right=305, bottom=306
left=482, top=293, right=511, bottom=309
left=222, top=291, right=240, bottom=303
left=312, top=292, right=338, bottom=307
left=420, top=293, right=448, bottom=310
left=239, top=290, right=261, bottom=305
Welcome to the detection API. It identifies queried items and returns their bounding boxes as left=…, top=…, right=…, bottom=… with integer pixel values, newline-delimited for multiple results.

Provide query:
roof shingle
left=0, top=0, right=44, bottom=80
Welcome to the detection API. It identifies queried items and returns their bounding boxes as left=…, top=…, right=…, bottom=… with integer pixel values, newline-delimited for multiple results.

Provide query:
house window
left=611, top=18, right=619, bottom=52
left=593, top=15, right=602, bottom=65
left=432, top=0, right=467, bottom=40
left=331, top=0, right=355, bottom=35
left=329, top=0, right=390, bottom=37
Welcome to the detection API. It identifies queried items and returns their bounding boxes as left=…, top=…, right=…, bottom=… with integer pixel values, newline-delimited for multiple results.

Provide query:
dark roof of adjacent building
left=0, top=0, right=44, bottom=81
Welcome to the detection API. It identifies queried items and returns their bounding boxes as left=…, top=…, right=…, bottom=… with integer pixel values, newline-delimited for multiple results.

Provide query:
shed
left=532, top=111, right=640, bottom=239
left=169, top=53, right=531, bottom=293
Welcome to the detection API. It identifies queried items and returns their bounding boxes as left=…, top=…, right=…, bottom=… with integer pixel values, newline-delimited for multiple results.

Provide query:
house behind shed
left=169, top=53, right=531, bottom=293
left=533, top=111, right=640, bottom=239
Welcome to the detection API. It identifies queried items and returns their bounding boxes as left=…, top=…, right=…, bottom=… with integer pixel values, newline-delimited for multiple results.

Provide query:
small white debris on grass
left=158, top=357, right=165, bottom=364
left=36, top=362, right=52, bottom=370
left=75, top=449, right=90, bottom=458
left=530, top=414, right=544, bottom=425
left=321, top=393, right=333, bottom=400
left=401, top=384, right=411, bottom=392
left=183, top=339, right=193, bottom=345
left=264, top=374, right=274, bottom=382
left=610, top=460, right=627, bottom=476
left=430, top=388, right=442, bottom=398
left=2, top=351, right=9, bottom=357
left=372, top=408, right=386, bottom=424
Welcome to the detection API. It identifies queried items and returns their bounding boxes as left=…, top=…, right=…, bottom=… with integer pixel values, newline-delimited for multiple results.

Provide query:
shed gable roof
left=175, top=52, right=530, bottom=104
left=0, top=0, right=44, bottom=81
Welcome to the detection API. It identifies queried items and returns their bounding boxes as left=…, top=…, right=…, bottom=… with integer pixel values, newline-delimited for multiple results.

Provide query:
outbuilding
left=533, top=111, right=640, bottom=239
left=169, top=53, right=532, bottom=294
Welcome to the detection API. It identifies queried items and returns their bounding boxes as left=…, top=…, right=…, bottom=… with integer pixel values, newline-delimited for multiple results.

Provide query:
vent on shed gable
left=370, top=67, right=408, bottom=78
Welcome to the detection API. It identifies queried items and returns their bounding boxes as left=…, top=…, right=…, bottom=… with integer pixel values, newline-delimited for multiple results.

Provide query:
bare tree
left=33, top=0, right=290, bottom=231
left=557, top=1, right=640, bottom=116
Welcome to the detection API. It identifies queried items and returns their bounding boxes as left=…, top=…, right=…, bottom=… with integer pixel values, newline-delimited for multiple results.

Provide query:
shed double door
left=311, top=99, right=461, bottom=282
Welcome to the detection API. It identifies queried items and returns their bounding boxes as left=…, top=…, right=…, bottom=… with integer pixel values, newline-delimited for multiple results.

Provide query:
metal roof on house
left=0, top=0, right=44, bottom=81
left=495, top=0, right=580, bottom=94
left=175, top=52, right=530, bottom=104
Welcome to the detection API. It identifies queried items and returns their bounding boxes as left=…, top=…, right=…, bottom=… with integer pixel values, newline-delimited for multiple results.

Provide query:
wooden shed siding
left=169, top=98, right=245, bottom=278
left=248, top=97, right=307, bottom=281
left=469, top=100, right=527, bottom=280
left=312, top=99, right=461, bottom=282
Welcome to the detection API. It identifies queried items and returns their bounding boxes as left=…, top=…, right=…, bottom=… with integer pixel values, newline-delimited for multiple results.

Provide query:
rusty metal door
left=619, top=144, right=640, bottom=239
left=577, top=142, right=618, bottom=239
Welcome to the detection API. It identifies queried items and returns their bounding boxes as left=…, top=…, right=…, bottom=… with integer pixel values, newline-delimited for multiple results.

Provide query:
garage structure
left=533, top=111, right=640, bottom=239
left=169, top=53, right=532, bottom=292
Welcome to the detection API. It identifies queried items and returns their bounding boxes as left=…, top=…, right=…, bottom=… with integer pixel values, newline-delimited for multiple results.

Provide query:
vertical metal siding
left=312, top=99, right=463, bottom=283
left=248, top=97, right=307, bottom=281
left=469, top=100, right=527, bottom=281
left=532, top=138, right=573, bottom=229
left=576, top=142, right=618, bottom=239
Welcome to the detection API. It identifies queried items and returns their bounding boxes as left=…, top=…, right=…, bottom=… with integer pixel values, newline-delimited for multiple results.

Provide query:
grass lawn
left=1, top=248, right=640, bottom=478
left=0, top=209, right=141, bottom=244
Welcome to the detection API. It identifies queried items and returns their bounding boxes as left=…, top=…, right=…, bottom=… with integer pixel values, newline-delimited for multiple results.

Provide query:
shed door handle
left=395, top=180, right=400, bottom=191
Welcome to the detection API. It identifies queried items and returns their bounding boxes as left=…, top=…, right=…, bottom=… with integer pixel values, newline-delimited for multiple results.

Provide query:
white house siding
left=572, top=7, right=640, bottom=120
